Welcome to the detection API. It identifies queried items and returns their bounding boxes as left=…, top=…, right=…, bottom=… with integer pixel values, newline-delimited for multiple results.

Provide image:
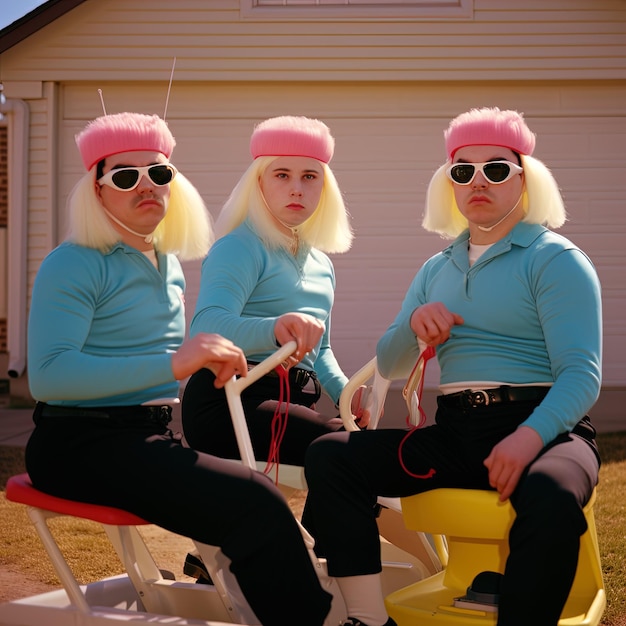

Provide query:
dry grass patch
left=596, top=432, right=626, bottom=626
left=0, top=446, right=125, bottom=586
left=1, top=433, right=625, bottom=625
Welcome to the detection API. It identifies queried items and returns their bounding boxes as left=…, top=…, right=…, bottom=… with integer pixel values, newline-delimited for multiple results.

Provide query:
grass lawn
left=1, top=431, right=625, bottom=625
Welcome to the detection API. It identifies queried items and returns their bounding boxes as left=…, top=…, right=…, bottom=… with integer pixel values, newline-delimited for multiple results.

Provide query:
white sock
left=337, top=574, right=388, bottom=626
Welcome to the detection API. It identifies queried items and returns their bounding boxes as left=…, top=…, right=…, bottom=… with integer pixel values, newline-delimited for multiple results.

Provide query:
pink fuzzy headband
left=445, top=107, right=536, bottom=159
left=250, top=115, right=335, bottom=164
left=75, top=112, right=176, bottom=171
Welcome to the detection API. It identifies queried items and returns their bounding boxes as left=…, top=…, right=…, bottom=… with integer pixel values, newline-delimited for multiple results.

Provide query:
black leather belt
left=35, top=402, right=173, bottom=427
left=247, top=362, right=316, bottom=388
left=438, top=386, right=549, bottom=410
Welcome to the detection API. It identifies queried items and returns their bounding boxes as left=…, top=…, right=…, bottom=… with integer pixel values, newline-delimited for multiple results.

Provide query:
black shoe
left=342, top=618, right=397, bottom=626
left=183, top=552, right=213, bottom=585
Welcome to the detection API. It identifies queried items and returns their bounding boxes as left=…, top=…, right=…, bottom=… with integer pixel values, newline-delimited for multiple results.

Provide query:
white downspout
left=1, top=98, right=29, bottom=378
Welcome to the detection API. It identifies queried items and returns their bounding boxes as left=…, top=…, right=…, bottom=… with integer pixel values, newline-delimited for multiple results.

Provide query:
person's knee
left=305, top=432, right=348, bottom=485
left=516, top=473, right=587, bottom=537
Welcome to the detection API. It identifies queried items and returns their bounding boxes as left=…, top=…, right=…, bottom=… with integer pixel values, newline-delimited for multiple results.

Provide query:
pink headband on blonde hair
left=249, top=115, right=335, bottom=164
left=76, top=112, right=176, bottom=171
left=445, top=107, right=536, bottom=159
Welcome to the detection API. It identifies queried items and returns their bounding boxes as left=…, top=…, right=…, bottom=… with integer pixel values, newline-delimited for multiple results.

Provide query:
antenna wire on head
left=97, top=89, right=107, bottom=116
left=163, top=57, right=177, bottom=120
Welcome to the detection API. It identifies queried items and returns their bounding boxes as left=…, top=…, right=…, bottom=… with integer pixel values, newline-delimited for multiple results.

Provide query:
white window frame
left=240, top=0, right=473, bottom=21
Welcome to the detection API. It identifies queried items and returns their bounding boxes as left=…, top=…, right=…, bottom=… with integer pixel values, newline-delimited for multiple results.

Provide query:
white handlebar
left=338, top=357, right=391, bottom=431
left=224, top=341, right=298, bottom=470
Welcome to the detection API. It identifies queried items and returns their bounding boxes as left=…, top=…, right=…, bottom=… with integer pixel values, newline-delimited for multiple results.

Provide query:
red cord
left=398, top=346, right=437, bottom=479
left=263, top=365, right=290, bottom=483
left=405, top=344, right=436, bottom=428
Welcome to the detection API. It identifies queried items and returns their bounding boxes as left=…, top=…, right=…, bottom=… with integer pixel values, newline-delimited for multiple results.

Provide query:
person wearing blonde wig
left=26, top=112, right=333, bottom=626
left=182, top=114, right=363, bottom=580
left=303, top=107, right=602, bottom=626
left=422, top=107, right=566, bottom=239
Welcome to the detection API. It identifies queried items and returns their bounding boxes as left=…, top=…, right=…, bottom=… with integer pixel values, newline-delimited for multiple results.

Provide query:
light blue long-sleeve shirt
left=377, top=222, right=602, bottom=445
left=190, top=220, right=348, bottom=404
left=28, top=241, right=182, bottom=405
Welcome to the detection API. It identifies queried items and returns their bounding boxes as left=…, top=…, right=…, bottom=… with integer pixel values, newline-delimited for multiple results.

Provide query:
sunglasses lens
left=149, top=165, right=174, bottom=186
left=111, top=169, right=140, bottom=190
left=483, top=162, right=511, bottom=183
left=450, top=164, right=475, bottom=184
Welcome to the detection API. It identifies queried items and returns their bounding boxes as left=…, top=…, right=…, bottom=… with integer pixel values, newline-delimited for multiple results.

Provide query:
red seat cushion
left=6, top=473, right=148, bottom=526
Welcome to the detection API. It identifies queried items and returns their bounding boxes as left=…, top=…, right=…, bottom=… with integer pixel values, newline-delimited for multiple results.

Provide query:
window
left=240, top=0, right=473, bottom=20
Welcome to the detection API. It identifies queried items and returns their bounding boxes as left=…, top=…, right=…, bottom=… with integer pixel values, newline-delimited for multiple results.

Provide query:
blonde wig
left=67, top=167, right=213, bottom=261
left=215, top=155, right=353, bottom=254
left=422, top=154, right=567, bottom=239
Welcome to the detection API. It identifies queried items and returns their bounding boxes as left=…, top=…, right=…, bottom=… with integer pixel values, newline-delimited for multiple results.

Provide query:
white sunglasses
left=98, top=164, right=177, bottom=191
left=446, top=160, right=523, bottom=186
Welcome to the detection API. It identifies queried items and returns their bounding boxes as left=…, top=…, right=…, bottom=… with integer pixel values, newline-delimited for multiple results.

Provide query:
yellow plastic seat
left=385, top=488, right=605, bottom=626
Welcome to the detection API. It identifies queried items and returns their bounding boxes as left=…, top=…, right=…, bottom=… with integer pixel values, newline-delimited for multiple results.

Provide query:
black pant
left=303, top=399, right=600, bottom=626
left=25, top=414, right=332, bottom=626
left=182, top=366, right=343, bottom=466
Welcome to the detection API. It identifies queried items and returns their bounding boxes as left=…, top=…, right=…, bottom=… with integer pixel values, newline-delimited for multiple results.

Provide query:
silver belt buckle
left=293, top=368, right=310, bottom=387
left=468, top=390, right=490, bottom=407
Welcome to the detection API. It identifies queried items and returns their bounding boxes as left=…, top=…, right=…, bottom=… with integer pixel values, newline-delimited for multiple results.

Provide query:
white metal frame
left=0, top=343, right=438, bottom=625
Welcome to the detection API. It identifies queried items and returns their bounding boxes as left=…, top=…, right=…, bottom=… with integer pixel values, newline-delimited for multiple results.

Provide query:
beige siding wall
left=1, top=0, right=624, bottom=421
left=5, top=93, right=55, bottom=401
left=28, top=92, right=57, bottom=285
left=54, top=82, right=626, bottom=399
left=1, top=0, right=625, bottom=82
